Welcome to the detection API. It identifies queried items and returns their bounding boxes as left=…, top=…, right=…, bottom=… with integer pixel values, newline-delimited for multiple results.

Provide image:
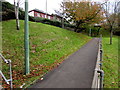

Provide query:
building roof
left=29, top=9, right=63, bottom=18
left=29, top=9, right=51, bottom=15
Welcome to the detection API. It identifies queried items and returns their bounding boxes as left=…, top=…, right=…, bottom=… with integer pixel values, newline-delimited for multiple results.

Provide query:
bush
left=1, top=1, right=33, bottom=21
left=31, top=17, right=62, bottom=27
left=81, top=24, right=101, bottom=36
left=64, top=23, right=75, bottom=28
left=1, top=2, right=15, bottom=21
left=32, top=17, right=76, bottom=28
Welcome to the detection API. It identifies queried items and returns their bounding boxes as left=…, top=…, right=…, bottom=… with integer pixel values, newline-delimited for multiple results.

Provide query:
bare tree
left=14, top=0, right=23, bottom=30
left=103, top=1, right=120, bottom=44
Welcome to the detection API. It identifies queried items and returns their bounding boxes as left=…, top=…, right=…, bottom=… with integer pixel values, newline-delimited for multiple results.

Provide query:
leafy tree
left=61, top=0, right=104, bottom=32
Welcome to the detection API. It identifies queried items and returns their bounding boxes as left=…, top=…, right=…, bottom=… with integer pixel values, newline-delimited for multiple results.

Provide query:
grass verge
left=102, top=36, right=119, bottom=88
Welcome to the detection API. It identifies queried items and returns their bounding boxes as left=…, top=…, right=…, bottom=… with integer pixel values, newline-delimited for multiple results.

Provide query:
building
left=51, top=14, right=62, bottom=22
left=29, top=9, right=62, bottom=22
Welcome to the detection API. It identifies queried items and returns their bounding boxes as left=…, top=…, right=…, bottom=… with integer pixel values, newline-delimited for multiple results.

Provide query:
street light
left=62, top=0, right=65, bottom=28
left=46, top=0, right=47, bottom=19
left=24, top=0, right=29, bottom=75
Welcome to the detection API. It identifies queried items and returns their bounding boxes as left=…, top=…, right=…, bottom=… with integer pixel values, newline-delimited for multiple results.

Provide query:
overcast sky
left=6, top=0, right=118, bottom=14
left=6, top=0, right=63, bottom=14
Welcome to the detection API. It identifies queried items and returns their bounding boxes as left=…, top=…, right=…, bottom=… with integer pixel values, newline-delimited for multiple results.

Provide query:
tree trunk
left=16, top=2, right=20, bottom=30
left=74, top=22, right=80, bottom=32
left=110, top=28, right=113, bottom=45
left=16, top=9, right=20, bottom=30
left=14, top=1, right=20, bottom=30
left=97, top=27, right=101, bottom=36
left=62, top=17, right=64, bottom=28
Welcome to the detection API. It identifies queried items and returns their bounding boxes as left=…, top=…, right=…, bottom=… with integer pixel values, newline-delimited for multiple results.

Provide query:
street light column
left=24, top=0, right=29, bottom=75
left=62, top=0, right=65, bottom=28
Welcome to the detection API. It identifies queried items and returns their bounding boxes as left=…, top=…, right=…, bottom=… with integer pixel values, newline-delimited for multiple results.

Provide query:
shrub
left=31, top=17, right=62, bottom=27
left=1, top=1, right=30, bottom=21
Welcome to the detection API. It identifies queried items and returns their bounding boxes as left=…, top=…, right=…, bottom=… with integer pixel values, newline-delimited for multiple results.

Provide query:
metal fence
left=0, top=54, right=13, bottom=88
left=91, top=35, right=104, bottom=89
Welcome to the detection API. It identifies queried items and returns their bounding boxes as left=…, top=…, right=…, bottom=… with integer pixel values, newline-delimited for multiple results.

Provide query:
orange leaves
left=63, top=0, right=104, bottom=24
left=31, top=44, right=37, bottom=53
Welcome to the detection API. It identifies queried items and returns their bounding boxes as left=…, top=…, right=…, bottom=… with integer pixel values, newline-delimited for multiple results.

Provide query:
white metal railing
left=0, top=54, right=13, bottom=88
left=91, top=35, right=104, bottom=90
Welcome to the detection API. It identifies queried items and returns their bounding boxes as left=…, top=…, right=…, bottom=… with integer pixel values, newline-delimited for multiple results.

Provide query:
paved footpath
left=30, top=38, right=99, bottom=88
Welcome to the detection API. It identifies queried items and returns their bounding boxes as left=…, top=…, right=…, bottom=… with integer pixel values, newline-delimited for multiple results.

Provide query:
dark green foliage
left=113, top=25, right=120, bottom=36
left=31, top=17, right=75, bottom=28
left=113, top=31, right=120, bottom=36
left=81, top=24, right=103, bottom=37
left=64, top=23, right=75, bottom=28
left=2, top=1, right=14, bottom=11
left=1, top=1, right=15, bottom=21
left=91, top=27, right=99, bottom=37
left=1, top=1, right=34, bottom=21
left=32, top=17, right=62, bottom=27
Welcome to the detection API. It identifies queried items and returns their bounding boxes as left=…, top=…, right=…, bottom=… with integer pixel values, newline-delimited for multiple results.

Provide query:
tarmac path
left=30, top=38, right=99, bottom=88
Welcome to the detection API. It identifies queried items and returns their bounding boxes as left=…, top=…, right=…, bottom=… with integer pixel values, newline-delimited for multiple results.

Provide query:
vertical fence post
left=9, top=60, right=12, bottom=88
left=0, top=1, right=2, bottom=89
left=99, top=34, right=104, bottom=89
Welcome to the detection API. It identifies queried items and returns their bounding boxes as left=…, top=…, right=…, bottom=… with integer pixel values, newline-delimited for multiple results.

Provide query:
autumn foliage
left=62, top=0, right=104, bottom=32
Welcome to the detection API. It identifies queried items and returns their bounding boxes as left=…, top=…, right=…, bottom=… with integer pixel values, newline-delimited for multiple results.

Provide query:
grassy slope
left=102, top=34, right=119, bottom=88
left=2, top=20, right=91, bottom=88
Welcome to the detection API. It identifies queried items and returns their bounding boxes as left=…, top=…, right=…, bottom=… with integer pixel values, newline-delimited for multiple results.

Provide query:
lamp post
left=62, top=0, right=65, bottom=28
left=46, top=0, right=47, bottom=19
left=24, top=0, right=29, bottom=75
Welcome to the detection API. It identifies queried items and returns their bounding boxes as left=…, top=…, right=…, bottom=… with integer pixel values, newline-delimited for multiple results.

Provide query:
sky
left=5, top=0, right=118, bottom=14
left=6, top=0, right=63, bottom=14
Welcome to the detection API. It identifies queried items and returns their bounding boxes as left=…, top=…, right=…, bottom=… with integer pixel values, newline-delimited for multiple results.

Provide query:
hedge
left=31, top=17, right=75, bottom=28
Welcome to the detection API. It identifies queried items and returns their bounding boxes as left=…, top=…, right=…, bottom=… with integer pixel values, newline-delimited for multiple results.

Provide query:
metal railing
left=91, top=35, right=104, bottom=89
left=0, top=54, right=13, bottom=88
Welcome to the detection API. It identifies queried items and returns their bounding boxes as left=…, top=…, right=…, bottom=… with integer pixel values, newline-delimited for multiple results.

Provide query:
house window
left=37, top=13, right=40, bottom=17
left=45, top=15, right=47, bottom=18
left=41, top=14, right=43, bottom=18
left=48, top=16, right=50, bottom=19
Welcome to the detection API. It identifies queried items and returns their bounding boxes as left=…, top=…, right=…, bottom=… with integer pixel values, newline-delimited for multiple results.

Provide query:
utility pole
left=62, top=0, right=64, bottom=28
left=46, top=0, right=47, bottom=19
left=24, top=0, right=29, bottom=75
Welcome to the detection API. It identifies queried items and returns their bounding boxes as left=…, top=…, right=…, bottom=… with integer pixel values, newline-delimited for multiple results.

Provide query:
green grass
left=2, top=20, right=91, bottom=88
left=102, top=36, right=119, bottom=88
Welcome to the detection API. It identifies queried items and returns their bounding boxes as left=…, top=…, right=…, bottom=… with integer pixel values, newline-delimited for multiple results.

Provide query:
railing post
left=8, top=60, right=13, bottom=89
left=0, top=54, right=13, bottom=89
left=91, top=35, right=104, bottom=89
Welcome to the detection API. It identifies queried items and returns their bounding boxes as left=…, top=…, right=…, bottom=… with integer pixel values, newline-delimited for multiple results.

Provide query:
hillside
left=2, top=20, right=91, bottom=88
